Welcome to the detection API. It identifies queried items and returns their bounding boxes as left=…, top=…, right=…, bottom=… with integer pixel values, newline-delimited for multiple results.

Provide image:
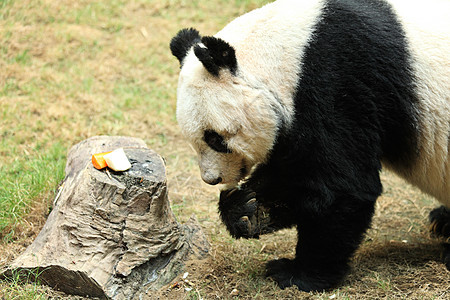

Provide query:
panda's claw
left=240, top=215, right=250, bottom=222
left=430, top=221, right=438, bottom=234
left=247, top=198, right=257, bottom=205
left=221, top=187, right=238, bottom=199
left=247, top=192, right=257, bottom=199
left=239, top=216, right=253, bottom=233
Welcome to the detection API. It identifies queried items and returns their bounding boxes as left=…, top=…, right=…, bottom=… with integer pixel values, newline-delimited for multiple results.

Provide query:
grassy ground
left=0, top=0, right=449, bottom=299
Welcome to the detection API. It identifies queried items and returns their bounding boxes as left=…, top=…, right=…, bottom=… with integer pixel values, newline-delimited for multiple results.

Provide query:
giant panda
left=170, top=0, right=450, bottom=291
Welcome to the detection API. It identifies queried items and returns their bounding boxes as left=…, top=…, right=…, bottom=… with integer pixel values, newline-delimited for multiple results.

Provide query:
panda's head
left=170, top=28, right=284, bottom=186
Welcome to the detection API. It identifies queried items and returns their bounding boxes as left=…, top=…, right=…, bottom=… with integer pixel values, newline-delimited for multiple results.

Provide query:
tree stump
left=4, top=136, right=209, bottom=299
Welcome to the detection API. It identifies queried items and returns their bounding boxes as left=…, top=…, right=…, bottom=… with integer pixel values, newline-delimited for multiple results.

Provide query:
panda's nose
left=203, top=176, right=222, bottom=185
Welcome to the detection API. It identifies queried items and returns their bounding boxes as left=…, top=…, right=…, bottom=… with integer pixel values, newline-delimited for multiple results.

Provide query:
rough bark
left=4, top=136, right=209, bottom=299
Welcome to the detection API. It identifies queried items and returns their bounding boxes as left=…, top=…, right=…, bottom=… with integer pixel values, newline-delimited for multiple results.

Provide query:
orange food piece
left=92, top=151, right=112, bottom=170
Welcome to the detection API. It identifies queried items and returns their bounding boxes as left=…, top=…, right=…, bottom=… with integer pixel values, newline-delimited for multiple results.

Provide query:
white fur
left=176, top=0, right=325, bottom=185
left=384, top=0, right=450, bottom=206
left=176, top=0, right=450, bottom=203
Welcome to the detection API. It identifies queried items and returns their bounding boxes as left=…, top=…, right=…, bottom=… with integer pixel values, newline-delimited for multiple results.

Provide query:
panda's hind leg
left=429, top=206, right=450, bottom=270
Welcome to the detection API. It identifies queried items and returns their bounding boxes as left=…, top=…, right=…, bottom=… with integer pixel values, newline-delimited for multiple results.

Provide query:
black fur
left=429, top=206, right=450, bottom=270
left=430, top=206, right=450, bottom=237
left=219, top=187, right=286, bottom=239
left=219, top=187, right=258, bottom=238
left=170, top=28, right=201, bottom=65
left=203, top=130, right=232, bottom=153
left=193, top=36, right=238, bottom=76
left=219, top=0, right=421, bottom=291
left=443, top=243, right=450, bottom=271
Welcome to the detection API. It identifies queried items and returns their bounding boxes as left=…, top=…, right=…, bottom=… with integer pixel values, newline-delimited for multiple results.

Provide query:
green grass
left=0, top=143, right=66, bottom=241
left=0, top=0, right=14, bottom=20
left=0, top=268, right=48, bottom=300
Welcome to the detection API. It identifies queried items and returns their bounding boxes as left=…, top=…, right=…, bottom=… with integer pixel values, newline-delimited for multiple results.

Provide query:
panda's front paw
left=219, top=187, right=259, bottom=239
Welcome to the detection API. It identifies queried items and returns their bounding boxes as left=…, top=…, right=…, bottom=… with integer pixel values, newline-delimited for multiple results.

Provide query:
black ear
left=193, top=36, right=237, bottom=76
left=170, top=28, right=202, bottom=65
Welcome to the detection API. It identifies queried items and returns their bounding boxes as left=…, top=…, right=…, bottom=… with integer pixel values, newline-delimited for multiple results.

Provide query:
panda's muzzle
left=202, top=174, right=222, bottom=185
left=206, top=177, right=222, bottom=185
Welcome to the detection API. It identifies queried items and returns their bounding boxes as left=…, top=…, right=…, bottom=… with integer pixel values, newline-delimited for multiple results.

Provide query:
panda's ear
left=170, top=28, right=202, bottom=65
left=193, top=36, right=237, bottom=76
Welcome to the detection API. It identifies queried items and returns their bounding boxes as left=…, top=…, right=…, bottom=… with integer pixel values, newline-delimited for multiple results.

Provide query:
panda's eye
left=203, top=130, right=232, bottom=153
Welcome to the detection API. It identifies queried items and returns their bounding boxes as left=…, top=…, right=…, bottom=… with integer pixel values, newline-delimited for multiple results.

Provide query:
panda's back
left=218, top=0, right=449, bottom=204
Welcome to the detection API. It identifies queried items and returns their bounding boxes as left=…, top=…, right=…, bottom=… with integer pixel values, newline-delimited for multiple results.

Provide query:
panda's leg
left=266, top=196, right=376, bottom=291
left=429, top=206, right=450, bottom=270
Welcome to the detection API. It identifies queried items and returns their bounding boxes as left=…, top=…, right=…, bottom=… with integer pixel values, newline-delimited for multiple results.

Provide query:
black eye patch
left=203, top=130, right=232, bottom=153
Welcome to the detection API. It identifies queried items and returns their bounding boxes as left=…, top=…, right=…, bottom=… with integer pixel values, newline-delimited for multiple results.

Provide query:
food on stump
left=103, top=148, right=132, bottom=171
left=91, top=151, right=112, bottom=170
left=92, top=148, right=131, bottom=171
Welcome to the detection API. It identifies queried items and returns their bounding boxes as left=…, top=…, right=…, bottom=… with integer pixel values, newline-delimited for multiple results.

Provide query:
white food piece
left=103, top=148, right=131, bottom=171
